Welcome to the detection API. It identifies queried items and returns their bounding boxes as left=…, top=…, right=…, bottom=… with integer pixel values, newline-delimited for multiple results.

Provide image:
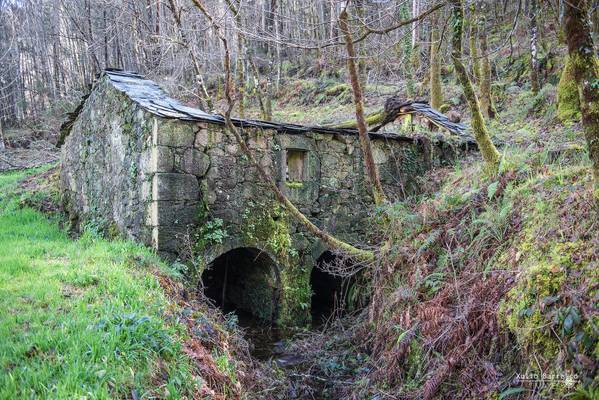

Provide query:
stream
left=232, top=308, right=305, bottom=364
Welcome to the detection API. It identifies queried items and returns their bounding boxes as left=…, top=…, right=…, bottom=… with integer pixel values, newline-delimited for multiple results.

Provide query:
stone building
left=60, top=70, right=465, bottom=325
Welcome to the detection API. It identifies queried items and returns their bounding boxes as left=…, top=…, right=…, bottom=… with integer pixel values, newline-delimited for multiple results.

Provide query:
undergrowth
left=0, top=167, right=257, bottom=399
left=353, top=140, right=598, bottom=399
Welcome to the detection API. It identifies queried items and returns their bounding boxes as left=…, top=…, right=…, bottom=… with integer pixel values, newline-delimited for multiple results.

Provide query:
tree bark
left=224, top=0, right=246, bottom=118
left=450, top=0, right=501, bottom=170
left=430, top=14, right=443, bottom=110
left=479, top=15, right=497, bottom=119
left=469, top=4, right=481, bottom=84
left=0, top=119, right=5, bottom=150
left=529, top=0, right=540, bottom=94
left=563, top=0, right=599, bottom=198
left=338, top=6, right=387, bottom=206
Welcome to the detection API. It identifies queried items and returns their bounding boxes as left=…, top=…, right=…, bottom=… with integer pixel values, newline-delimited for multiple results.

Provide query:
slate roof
left=58, top=69, right=474, bottom=147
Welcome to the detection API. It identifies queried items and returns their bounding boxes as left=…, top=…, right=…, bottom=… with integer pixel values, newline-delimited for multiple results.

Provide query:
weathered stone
left=372, top=146, right=388, bottom=164
left=225, top=144, right=238, bottom=155
left=152, top=173, right=199, bottom=201
left=181, top=148, right=210, bottom=176
left=156, top=121, right=195, bottom=147
left=154, top=145, right=174, bottom=172
left=61, top=71, right=465, bottom=327
left=150, top=200, right=199, bottom=226
left=194, top=128, right=209, bottom=149
left=152, top=226, right=188, bottom=252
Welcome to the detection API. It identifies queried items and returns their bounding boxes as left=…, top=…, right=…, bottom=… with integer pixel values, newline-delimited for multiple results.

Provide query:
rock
left=180, top=148, right=210, bottom=176
left=152, top=173, right=199, bottom=201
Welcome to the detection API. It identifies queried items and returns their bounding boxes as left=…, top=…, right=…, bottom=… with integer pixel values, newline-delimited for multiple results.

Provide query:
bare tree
left=338, top=3, right=387, bottom=206
left=190, top=0, right=375, bottom=262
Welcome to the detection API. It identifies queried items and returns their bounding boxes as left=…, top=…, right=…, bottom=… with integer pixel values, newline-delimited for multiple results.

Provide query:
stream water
left=230, top=308, right=307, bottom=365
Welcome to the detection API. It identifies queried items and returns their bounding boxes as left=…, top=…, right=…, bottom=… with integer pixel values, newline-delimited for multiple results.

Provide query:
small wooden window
left=286, top=149, right=307, bottom=182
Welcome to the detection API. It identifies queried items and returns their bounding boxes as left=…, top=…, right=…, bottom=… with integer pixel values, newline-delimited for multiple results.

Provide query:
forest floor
left=0, top=128, right=58, bottom=172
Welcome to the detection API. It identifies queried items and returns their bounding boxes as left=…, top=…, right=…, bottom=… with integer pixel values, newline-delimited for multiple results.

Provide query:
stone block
left=156, top=121, right=196, bottom=147
left=153, top=145, right=174, bottom=172
left=225, top=144, right=238, bottom=154
left=181, top=148, right=210, bottom=177
left=152, top=173, right=199, bottom=201
left=372, top=146, right=388, bottom=164
left=149, top=200, right=199, bottom=226
left=194, top=128, right=209, bottom=149
left=152, top=226, right=189, bottom=253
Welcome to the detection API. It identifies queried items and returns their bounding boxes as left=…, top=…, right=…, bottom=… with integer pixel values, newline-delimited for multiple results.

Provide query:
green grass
left=0, top=169, right=198, bottom=399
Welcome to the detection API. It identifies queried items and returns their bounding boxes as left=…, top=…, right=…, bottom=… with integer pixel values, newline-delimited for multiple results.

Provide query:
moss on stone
left=285, top=181, right=304, bottom=189
left=557, top=56, right=582, bottom=122
left=240, top=201, right=310, bottom=325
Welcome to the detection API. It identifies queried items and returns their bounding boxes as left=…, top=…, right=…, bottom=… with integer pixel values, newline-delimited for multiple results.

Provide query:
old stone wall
left=174, top=120, right=457, bottom=324
left=61, top=79, right=154, bottom=242
left=61, top=74, right=459, bottom=326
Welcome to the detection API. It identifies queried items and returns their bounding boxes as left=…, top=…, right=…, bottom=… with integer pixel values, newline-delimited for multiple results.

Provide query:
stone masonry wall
left=160, top=120, right=457, bottom=324
left=61, top=77, right=459, bottom=325
left=61, top=79, right=154, bottom=242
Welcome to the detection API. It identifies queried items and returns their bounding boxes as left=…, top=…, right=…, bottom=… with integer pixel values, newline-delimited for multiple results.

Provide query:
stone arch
left=309, top=251, right=355, bottom=325
left=201, top=247, right=282, bottom=324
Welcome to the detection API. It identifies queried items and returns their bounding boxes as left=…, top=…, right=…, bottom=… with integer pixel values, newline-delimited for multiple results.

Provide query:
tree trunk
left=469, top=4, right=481, bottom=84
left=430, top=15, right=443, bottom=110
left=450, top=0, right=501, bottom=170
left=411, top=0, right=421, bottom=85
left=0, top=119, right=5, bottom=150
left=479, top=15, right=497, bottom=119
left=529, top=0, right=540, bottom=94
left=401, top=3, right=416, bottom=97
left=338, top=7, right=387, bottom=206
left=563, top=0, right=599, bottom=198
left=224, top=0, right=246, bottom=117
left=355, top=0, right=368, bottom=89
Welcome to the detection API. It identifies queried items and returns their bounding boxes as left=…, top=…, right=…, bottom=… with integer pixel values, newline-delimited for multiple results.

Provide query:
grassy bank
left=0, top=167, right=198, bottom=399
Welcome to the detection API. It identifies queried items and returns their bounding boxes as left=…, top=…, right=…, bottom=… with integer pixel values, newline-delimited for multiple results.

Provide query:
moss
left=557, top=56, right=582, bottom=122
left=285, top=181, right=304, bottom=189
left=240, top=201, right=310, bottom=325
left=107, top=222, right=120, bottom=239
left=332, top=109, right=385, bottom=129
left=324, top=83, right=350, bottom=97
left=496, top=166, right=597, bottom=396
left=241, top=202, right=296, bottom=261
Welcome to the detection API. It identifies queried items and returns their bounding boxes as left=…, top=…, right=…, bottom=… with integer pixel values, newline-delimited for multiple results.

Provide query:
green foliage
left=285, top=180, right=304, bottom=189
left=509, top=84, right=557, bottom=121
left=199, top=217, right=229, bottom=246
left=0, top=169, right=197, bottom=399
left=566, top=385, right=599, bottom=400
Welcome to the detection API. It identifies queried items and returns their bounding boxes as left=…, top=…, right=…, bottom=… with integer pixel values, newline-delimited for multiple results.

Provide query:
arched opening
left=202, top=247, right=280, bottom=325
left=310, top=251, right=356, bottom=326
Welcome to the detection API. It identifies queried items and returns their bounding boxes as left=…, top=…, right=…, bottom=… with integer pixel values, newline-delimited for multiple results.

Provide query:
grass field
left=0, top=168, right=197, bottom=399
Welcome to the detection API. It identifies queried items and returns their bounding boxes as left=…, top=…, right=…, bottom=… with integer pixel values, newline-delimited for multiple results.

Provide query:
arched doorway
left=310, top=251, right=356, bottom=325
left=202, top=247, right=280, bottom=324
